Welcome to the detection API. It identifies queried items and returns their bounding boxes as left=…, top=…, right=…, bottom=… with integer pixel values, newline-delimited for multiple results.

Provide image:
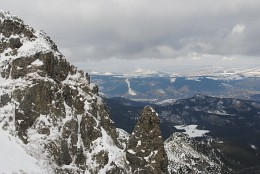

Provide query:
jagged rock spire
left=126, top=106, right=168, bottom=174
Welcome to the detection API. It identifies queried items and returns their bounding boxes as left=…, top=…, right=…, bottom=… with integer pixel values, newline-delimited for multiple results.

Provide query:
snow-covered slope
left=165, top=133, right=226, bottom=174
left=0, top=129, right=45, bottom=173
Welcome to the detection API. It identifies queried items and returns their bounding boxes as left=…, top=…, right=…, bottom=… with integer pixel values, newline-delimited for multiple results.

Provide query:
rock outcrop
left=126, top=106, right=168, bottom=174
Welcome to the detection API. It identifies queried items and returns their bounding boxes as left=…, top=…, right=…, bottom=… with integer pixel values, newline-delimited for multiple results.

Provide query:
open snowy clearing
left=174, top=125, right=210, bottom=138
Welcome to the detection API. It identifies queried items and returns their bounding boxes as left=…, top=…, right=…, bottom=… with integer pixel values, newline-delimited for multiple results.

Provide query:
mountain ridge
left=91, top=72, right=260, bottom=103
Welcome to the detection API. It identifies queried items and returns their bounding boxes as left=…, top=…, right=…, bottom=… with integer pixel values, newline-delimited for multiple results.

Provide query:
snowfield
left=0, top=129, right=45, bottom=174
left=174, top=125, right=210, bottom=138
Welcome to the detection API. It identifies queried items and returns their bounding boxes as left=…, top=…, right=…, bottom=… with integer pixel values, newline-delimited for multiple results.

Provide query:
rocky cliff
left=0, top=10, right=173, bottom=173
left=126, top=106, right=168, bottom=174
left=0, top=10, right=126, bottom=173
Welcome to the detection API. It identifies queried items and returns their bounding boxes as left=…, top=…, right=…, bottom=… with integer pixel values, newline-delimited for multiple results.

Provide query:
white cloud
left=222, top=56, right=235, bottom=61
left=191, top=53, right=202, bottom=60
left=157, top=46, right=176, bottom=58
left=231, top=24, right=246, bottom=35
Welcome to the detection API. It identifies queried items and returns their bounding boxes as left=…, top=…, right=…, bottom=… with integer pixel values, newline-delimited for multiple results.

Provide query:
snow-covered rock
left=0, top=10, right=125, bottom=173
left=165, top=132, right=227, bottom=174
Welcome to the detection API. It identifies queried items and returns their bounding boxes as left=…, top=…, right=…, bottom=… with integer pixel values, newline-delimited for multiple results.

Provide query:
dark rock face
left=126, top=106, right=168, bottom=174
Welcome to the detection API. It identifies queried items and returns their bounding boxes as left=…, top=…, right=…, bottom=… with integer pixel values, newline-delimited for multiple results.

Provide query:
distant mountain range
left=91, top=71, right=260, bottom=103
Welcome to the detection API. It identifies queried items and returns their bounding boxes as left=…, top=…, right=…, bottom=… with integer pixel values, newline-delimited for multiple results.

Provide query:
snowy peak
left=126, top=106, right=168, bottom=173
left=0, top=10, right=58, bottom=63
left=0, top=10, right=21, bottom=24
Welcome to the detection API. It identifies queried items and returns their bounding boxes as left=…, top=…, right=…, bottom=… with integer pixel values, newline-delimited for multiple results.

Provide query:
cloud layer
left=1, top=0, right=260, bottom=71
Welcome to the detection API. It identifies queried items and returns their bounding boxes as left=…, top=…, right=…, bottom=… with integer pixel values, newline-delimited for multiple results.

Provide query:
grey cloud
left=1, top=0, right=260, bottom=70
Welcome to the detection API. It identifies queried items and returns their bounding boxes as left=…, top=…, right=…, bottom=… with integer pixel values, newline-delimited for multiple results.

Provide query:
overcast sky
left=1, top=0, right=260, bottom=73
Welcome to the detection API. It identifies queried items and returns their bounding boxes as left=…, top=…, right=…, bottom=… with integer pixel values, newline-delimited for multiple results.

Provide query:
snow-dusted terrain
left=91, top=67, right=260, bottom=104
left=90, top=67, right=260, bottom=79
left=165, top=133, right=224, bottom=173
